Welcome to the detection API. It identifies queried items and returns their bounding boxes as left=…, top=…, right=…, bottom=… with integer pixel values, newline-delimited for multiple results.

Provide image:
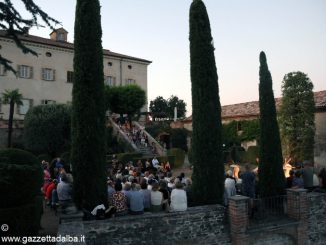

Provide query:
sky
left=13, top=0, right=326, bottom=116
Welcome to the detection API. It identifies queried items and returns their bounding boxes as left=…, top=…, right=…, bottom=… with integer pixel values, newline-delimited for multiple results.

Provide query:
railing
left=248, top=195, right=289, bottom=227
left=108, top=117, right=139, bottom=152
left=133, top=121, right=165, bottom=156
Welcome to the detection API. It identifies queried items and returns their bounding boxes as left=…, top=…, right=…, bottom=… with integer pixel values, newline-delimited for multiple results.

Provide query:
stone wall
left=307, top=192, right=326, bottom=244
left=58, top=205, right=230, bottom=245
left=58, top=192, right=326, bottom=244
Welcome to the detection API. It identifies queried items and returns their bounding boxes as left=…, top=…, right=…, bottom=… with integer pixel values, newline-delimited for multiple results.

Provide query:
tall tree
left=1, top=89, right=23, bottom=147
left=189, top=0, right=224, bottom=204
left=105, top=84, right=146, bottom=127
left=258, top=52, right=285, bottom=197
left=149, top=96, right=168, bottom=120
left=279, top=72, right=315, bottom=163
left=167, top=95, right=187, bottom=119
left=0, top=1, right=59, bottom=73
left=71, top=0, right=106, bottom=209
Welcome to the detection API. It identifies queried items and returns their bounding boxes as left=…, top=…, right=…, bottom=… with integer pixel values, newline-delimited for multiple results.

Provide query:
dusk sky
left=14, top=0, right=326, bottom=116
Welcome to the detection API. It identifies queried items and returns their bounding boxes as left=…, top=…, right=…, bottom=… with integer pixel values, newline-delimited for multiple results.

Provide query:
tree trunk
left=7, top=101, right=14, bottom=148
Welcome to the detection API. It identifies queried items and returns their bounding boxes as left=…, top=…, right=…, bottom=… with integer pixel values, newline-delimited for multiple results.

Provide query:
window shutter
left=29, top=66, right=33, bottom=79
left=53, top=69, right=56, bottom=81
left=17, top=65, right=21, bottom=78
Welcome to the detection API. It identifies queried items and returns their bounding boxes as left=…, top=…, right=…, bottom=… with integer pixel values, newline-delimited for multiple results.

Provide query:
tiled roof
left=0, top=30, right=151, bottom=64
left=184, top=90, right=326, bottom=121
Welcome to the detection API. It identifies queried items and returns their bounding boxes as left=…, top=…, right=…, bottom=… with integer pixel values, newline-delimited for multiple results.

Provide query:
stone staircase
left=108, top=117, right=164, bottom=157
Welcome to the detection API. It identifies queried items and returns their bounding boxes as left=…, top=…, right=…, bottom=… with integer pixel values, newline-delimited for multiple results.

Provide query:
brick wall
left=58, top=205, right=231, bottom=245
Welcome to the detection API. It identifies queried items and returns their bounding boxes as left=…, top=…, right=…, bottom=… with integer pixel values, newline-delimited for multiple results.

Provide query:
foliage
left=105, top=84, right=146, bottom=120
left=170, top=128, right=188, bottom=152
left=0, top=0, right=59, bottom=73
left=245, top=146, right=260, bottom=165
left=167, top=148, right=185, bottom=168
left=145, top=122, right=171, bottom=139
left=279, top=71, right=315, bottom=163
left=24, top=104, right=71, bottom=157
left=189, top=0, right=224, bottom=204
left=0, top=196, right=43, bottom=236
left=0, top=148, right=42, bottom=208
left=149, top=95, right=187, bottom=120
left=167, top=95, right=187, bottom=119
left=71, top=0, right=107, bottom=209
left=222, top=121, right=240, bottom=148
left=258, top=52, right=285, bottom=197
left=149, top=96, right=168, bottom=120
left=1, top=89, right=23, bottom=147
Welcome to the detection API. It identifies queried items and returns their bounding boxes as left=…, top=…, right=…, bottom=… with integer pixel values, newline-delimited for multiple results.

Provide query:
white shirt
left=152, top=158, right=159, bottom=169
left=170, top=189, right=187, bottom=211
left=151, top=191, right=163, bottom=205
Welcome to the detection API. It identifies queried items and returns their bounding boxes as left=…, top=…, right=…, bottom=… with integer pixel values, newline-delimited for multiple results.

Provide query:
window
left=126, top=79, right=136, bottom=85
left=0, top=64, right=7, bottom=76
left=105, top=76, right=116, bottom=86
left=18, top=65, right=33, bottom=78
left=58, top=33, right=65, bottom=41
left=128, top=65, right=132, bottom=69
left=46, top=52, right=52, bottom=57
left=18, top=99, right=32, bottom=115
left=41, top=99, right=56, bottom=105
left=67, top=71, right=74, bottom=83
left=42, top=68, right=55, bottom=81
left=108, top=62, right=112, bottom=66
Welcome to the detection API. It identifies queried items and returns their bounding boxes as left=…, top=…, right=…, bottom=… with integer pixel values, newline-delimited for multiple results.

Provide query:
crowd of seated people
left=41, top=158, right=73, bottom=211
left=93, top=157, right=192, bottom=219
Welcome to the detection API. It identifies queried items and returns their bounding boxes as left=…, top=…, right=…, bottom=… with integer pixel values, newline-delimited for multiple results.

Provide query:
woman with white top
left=170, top=182, right=187, bottom=212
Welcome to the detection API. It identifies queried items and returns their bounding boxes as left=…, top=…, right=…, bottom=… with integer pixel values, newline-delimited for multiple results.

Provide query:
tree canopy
left=149, top=96, right=168, bottom=119
left=149, top=95, right=186, bottom=120
left=0, top=0, right=59, bottom=73
left=105, top=84, right=146, bottom=119
left=24, top=104, right=71, bottom=157
left=279, top=71, right=315, bottom=163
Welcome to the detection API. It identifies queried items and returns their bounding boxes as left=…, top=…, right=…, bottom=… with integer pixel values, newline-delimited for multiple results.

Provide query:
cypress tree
left=71, top=0, right=107, bottom=209
left=189, top=0, right=224, bottom=204
left=258, top=52, right=285, bottom=197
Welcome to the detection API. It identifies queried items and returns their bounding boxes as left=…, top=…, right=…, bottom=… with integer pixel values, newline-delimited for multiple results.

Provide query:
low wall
left=308, top=192, right=326, bottom=244
left=58, top=205, right=231, bottom=245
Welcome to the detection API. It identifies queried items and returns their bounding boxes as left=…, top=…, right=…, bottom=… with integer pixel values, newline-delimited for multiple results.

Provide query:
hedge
left=0, top=149, right=42, bottom=208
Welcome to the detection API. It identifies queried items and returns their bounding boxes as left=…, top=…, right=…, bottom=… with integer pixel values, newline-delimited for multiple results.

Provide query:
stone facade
left=0, top=29, right=151, bottom=121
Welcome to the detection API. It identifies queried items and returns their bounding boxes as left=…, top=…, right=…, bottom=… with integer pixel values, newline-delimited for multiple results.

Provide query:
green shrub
left=170, top=128, right=188, bottom=152
left=167, top=148, right=185, bottom=169
left=0, top=149, right=42, bottom=208
left=0, top=149, right=43, bottom=236
left=0, top=196, right=43, bottom=236
left=24, top=104, right=71, bottom=156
